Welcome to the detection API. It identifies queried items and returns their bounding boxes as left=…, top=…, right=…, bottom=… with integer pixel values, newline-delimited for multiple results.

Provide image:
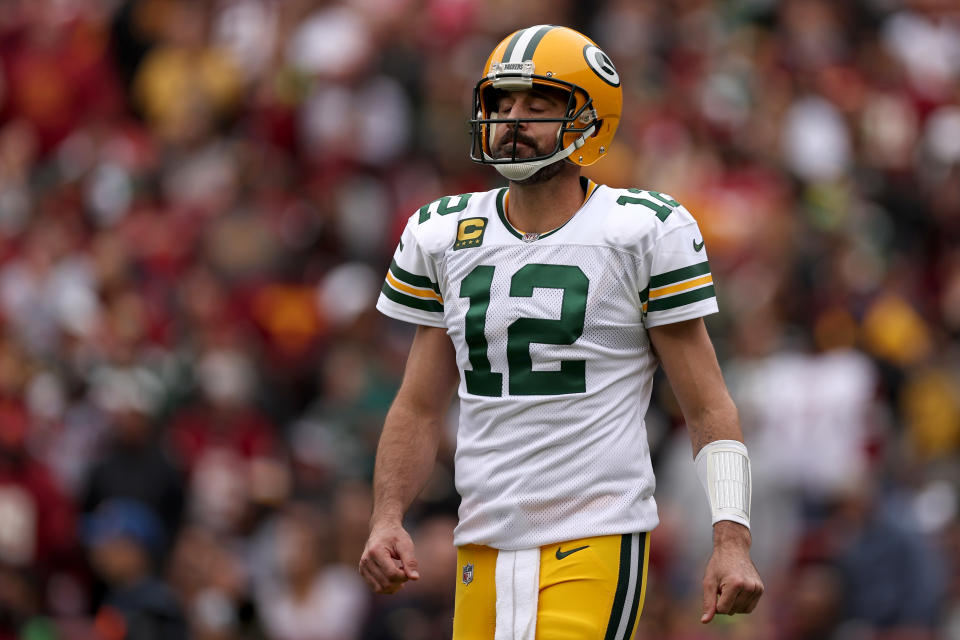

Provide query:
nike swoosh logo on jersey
left=693, top=238, right=705, bottom=252
left=555, top=545, right=590, bottom=560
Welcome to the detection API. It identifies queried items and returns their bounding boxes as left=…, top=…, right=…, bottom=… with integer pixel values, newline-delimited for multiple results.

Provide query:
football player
left=359, top=25, right=763, bottom=639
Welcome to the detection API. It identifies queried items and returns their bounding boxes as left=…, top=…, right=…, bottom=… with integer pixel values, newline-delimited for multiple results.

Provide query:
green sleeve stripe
left=381, top=283, right=444, bottom=313
left=649, top=261, right=710, bottom=288
left=639, top=287, right=649, bottom=304
left=646, top=285, right=715, bottom=312
left=389, top=259, right=441, bottom=294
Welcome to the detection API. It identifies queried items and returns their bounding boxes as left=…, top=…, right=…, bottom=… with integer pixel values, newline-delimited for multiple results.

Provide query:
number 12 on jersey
left=459, top=263, right=588, bottom=397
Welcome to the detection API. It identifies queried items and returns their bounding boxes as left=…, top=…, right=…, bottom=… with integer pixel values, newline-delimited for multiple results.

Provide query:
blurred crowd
left=0, top=0, right=958, bottom=638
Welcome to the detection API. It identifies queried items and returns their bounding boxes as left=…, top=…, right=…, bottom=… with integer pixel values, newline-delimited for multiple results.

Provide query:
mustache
left=495, top=131, right=539, bottom=150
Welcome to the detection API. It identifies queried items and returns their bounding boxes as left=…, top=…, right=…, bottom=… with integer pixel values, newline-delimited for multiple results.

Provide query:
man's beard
left=512, top=159, right=566, bottom=185
left=492, top=131, right=565, bottom=184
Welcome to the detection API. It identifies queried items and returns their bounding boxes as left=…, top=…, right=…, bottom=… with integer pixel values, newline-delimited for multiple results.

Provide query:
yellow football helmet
left=469, top=25, right=623, bottom=181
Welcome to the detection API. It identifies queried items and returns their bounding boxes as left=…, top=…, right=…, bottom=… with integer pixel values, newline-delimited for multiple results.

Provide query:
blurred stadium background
left=0, top=0, right=958, bottom=638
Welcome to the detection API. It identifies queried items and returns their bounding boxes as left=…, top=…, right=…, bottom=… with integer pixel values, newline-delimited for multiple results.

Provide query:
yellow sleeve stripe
left=649, top=274, right=713, bottom=299
left=385, top=271, right=444, bottom=303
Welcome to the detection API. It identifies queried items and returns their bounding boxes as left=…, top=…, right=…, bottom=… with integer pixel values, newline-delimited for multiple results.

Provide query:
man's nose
left=503, top=103, right=529, bottom=122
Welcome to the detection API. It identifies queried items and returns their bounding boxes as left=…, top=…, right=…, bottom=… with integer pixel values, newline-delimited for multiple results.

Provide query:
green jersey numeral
left=418, top=194, right=473, bottom=224
left=508, top=264, right=588, bottom=395
left=459, top=265, right=502, bottom=397
left=616, top=188, right=677, bottom=222
left=460, top=263, right=588, bottom=397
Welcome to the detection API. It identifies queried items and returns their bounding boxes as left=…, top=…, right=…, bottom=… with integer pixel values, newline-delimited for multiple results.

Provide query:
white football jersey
left=377, top=178, right=718, bottom=549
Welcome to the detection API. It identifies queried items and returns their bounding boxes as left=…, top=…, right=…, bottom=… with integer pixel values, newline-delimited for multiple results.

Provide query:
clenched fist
left=359, top=520, right=421, bottom=595
left=701, top=521, right=764, bottom=623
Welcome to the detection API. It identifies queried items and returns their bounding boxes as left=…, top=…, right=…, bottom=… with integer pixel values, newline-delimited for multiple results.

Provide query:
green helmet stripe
left=502, top=25, right=555, bottom=64
left=519, top=25, right=555, bottom=63
left=500, top=30, right=525, bottom=63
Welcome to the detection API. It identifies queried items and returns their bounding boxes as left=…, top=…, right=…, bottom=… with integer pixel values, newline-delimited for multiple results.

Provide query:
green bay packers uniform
left=455, top=532, right=650, bottom=640
left=377, top=180, right=716, bottom=638
left=375, top=23, right=724, bottom=640
left=378, top=180, right=717, bottom=548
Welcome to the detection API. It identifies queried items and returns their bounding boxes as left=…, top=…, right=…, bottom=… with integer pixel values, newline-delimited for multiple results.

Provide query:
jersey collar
left=496, top=177, right=600, bottom=242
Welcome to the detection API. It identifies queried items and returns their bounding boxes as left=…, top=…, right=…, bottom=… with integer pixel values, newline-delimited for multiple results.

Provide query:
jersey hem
left=643, top=303, right=719, bottom=328
left=376, top=296, right=447, bottom=328
left=454, top=517, right=661, bottom=551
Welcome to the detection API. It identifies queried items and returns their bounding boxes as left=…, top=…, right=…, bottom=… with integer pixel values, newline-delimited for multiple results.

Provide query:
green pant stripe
left=603, top=534, right=633, bottom=640
left=622, top=533, right=648, bottom=637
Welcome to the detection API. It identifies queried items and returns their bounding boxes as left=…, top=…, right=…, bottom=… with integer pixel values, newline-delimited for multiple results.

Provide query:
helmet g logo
left=583, top=45, right=620, bottom=87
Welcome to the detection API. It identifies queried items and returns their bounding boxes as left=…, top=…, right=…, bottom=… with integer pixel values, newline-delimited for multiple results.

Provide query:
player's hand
left=359, top=519, right=420, bottom=594
left=700, top=521, right=764, bottom=623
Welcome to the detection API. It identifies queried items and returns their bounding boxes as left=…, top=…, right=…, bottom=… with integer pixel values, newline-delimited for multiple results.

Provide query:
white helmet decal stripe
left=499, top=29, right=525, bottom=62
left=507, top=25, right=553, bottom=63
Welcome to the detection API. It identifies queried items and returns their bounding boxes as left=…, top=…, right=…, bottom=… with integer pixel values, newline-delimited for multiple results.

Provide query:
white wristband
left=695, top=439, right=751, bottom=529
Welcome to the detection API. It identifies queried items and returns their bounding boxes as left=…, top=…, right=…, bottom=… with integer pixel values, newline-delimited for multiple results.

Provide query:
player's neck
left=506, top=166, right=585, bottom=235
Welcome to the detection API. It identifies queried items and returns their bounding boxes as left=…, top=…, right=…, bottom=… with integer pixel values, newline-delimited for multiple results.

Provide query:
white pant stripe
left=508, top=25, right=549, bottom=63
left=613, top=532, right=640, bottom=640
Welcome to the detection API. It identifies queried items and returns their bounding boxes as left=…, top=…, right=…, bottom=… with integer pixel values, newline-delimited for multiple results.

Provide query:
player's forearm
left=689, top=392, right=753, bottom=534
left=648, top=319, right=744, bottom=454
left=685, top=390, right=742, bottom=455
left=370, top=400, right=445, bottom=526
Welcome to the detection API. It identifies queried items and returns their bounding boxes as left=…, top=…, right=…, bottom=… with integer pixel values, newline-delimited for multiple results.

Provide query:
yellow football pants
left=453, top=532, right=649, bottom=639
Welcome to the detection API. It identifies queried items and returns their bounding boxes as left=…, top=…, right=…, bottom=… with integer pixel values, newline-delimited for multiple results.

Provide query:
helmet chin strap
left=484, top=124, right=596, bottom=182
